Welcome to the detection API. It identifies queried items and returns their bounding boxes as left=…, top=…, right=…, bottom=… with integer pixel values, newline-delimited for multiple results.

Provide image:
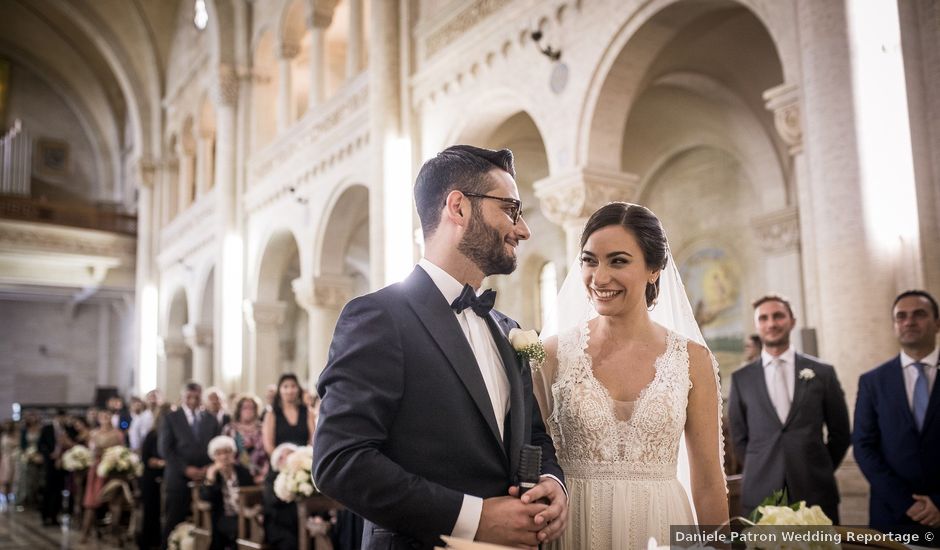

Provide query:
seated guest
left=222, top=395, right=267, bottom=483
left=201, top=435, right=255, bottom=550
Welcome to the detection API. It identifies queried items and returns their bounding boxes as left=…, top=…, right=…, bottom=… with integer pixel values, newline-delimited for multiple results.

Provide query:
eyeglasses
left=461, top=192, right=524, bottom=225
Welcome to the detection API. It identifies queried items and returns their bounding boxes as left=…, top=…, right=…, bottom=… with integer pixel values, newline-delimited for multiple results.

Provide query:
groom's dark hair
left=414, top=145, right=515, bottom=237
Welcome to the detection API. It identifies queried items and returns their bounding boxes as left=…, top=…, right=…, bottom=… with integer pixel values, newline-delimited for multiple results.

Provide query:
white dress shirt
left=900, top=347, right=938, bottom=409
left=128, top=409, right=154, bottom=451
left=418, top=259, right=510, bottom=540
left=762, top=346, right=796, bottom=402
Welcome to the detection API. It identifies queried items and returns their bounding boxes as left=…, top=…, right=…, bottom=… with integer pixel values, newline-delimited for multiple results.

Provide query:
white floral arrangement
left=168, top=521, right=195, bottom=550
left=799, top=368, right=815, bottom=381
left=62, top=445, right=93, bottom=471
left=508, top=328, right=546, bottom=372
left=273, top=445, right=315, bottom=502
left=96, top=445, right=143, bottom=478
left=753, top=501, right=831, bottom=526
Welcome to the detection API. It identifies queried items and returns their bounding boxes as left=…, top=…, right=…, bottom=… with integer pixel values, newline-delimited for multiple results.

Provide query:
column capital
left=212, top=63, right=240, bottom=107
left=763, top=83, right=803, bottom=155
left=294, top=275, right=355, bottom=310
left=159, top=336, right=189, bottom=358
left=182, top=323, right=214, bottom=348
left=534, top=167, right=640, bottom=227
left=243, top=300, right=287, bottom=332
left=134, top=157, right=158, bottom=189
left=279, top=41, right=301, bottom=60
left=751, top=206, right=800, bottom=253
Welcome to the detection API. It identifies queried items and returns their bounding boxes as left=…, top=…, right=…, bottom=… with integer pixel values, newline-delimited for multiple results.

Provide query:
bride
left=532, top=202, right=728, bottom=549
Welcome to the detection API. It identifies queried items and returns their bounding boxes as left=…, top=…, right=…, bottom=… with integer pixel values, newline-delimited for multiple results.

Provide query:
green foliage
left=747, top=488, right=800, bottom=523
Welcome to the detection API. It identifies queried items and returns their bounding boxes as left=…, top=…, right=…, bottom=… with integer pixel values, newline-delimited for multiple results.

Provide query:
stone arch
left=579, top=0, right=789, bottom=171
left=163, top=287, right=192, bottom=399
left=316, top=182, right=370, bottom=285
left=281, top=0, right=312, bottom=121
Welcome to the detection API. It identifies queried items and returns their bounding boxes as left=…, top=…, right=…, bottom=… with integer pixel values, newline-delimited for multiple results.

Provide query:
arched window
left=539, top=262, right=558, bottom=334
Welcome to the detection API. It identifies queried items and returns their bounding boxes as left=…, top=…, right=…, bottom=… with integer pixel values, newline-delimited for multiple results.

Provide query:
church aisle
left=0, top=507, right=123, bottom=550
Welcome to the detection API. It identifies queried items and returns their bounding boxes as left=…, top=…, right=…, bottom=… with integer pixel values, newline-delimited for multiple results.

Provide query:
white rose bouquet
left=743, top=490, right=837, bottom=550
left=62, top=445, right=93, bottom=471
left=168, top=521, right=195, bottom=550
left=273, top=445, right=316, bottom=502
left=96, top=445, right=143, bottom=478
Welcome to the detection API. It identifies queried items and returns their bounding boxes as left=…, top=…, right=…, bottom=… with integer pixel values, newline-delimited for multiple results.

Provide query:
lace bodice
left=547, top=322, right=690, bottom=465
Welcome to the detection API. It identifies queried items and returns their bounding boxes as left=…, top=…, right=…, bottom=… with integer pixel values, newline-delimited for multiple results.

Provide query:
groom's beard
left=457, top=208, right=516, bottom=276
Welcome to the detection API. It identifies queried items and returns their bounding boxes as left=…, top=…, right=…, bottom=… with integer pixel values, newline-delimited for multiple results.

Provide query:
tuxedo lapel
left=402, top=268, right=504, bottom=451
left=784, top=355, right=809, bottom=428
left=485, top=312, right=524, bottom=475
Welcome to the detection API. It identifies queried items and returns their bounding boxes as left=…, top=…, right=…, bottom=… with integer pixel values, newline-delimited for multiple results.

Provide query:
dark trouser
left=41, top=462, right=64, bottom=522
left=210, top=515, right=238, bottom=550
left=162, top=488, right=192, bottom=548
left=138, top=473, right=162, bottom=549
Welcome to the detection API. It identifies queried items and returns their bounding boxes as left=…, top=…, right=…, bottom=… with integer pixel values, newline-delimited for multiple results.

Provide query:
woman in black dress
left=261, top=373, right=315, bottom=550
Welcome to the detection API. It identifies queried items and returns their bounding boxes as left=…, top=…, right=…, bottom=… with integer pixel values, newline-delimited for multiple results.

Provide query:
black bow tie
left=451, top=284, right=496, bottom=317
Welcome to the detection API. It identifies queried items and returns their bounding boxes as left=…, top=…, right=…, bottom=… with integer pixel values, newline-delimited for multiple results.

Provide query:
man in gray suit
left=729, top=294, right=851, bottom=522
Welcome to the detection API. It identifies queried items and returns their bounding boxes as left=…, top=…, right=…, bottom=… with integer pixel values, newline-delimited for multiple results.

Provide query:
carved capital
left=313, top=274, right=354, bottom=309
left=751, top=206, right=800, bottom=253
left=135, top=158, right=158, bottom=189
left=243, top=300, right=287, bottom=332
left=534, top=167, right=640, bottom=227
left=763, top=83, right=802, bottom=155
left=213, top=64, right=239, bottom=107
left=182, top=323, right=214, bottom=348
left=159, top=336, right=189, bottom=358
left=279, top=41, right=300, bottom=60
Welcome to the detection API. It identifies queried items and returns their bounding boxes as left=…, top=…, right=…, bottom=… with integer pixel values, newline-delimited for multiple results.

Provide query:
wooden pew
left=235, top=486, right=267, bottom=550
left=297, top=494, right=344, bottom=550
left=190, top=483, right=213, bottom=550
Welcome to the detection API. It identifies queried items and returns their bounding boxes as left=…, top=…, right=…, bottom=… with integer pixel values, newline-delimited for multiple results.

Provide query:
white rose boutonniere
left=799, top=368, right=815, bottom=381
left=508, top=328, right=546, bottom=372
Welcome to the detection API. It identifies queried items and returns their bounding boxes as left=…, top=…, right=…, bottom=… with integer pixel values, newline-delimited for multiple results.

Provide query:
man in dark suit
left=159, top=381, right=220, bottom=546
left=314, top=145, right=567, bottom=549
left=729, top=294, right=851, bottom=522
left=853, top=290, right=940, bottom=544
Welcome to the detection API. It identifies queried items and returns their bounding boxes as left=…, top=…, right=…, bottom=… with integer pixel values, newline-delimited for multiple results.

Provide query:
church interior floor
left=0, top=506, right=125, bottom=550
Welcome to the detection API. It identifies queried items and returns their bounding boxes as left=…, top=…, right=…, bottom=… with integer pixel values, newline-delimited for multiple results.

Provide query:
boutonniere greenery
left=508, top=328, right=546, bottom=372
left=799, top=368, right=815, bottom=381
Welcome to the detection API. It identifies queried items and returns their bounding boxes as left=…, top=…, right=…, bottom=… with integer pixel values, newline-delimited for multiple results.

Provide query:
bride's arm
left=531, top=336, right=559, bottom=427
left=685, top=341, right=729, bottom=526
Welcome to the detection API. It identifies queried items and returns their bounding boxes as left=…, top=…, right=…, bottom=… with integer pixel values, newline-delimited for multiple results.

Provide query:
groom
left=313, top=145, right=567, bottom=549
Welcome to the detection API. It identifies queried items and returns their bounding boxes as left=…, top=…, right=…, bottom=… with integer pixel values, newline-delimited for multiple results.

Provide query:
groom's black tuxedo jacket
left=313, top=266, right=563, bottom=549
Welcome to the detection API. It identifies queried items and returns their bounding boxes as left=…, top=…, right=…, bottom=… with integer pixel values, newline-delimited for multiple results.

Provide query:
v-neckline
left=581, top=320, right=673, bottom=425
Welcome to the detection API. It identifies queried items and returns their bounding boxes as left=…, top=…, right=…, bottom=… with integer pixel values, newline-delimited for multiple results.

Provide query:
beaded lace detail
left=548, top=322, right=690, bottom=465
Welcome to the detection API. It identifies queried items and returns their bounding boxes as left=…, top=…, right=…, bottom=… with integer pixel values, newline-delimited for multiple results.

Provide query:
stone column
left=347, top=0, right=364, bottom=77
left=369, top=0, right=409, bottom=287
left=158, top=336, right=189, bottom=401
left=534, top=167, right=640, bottom=261
left=177, top=143, right=196, bottom=213
left=195, top=131, right=215, bottom=196
left=308, top=11, right=332, bottom=107
left=277, top=43, right=299, bottom=131
left=161, top=157, right=179, bottom=226
left=243, top=300, right=287, bottom=394
left=213, top=64, right=242, bottom=391
left=183, top=323, right=214, bottom=386
left=132, top=159, right=157, bottom=394
left=293, top=275, right=353, bottom=388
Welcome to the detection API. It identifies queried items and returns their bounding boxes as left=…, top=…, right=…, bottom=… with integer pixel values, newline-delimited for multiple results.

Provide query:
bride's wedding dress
left=545, top=322, right=695, bottom=549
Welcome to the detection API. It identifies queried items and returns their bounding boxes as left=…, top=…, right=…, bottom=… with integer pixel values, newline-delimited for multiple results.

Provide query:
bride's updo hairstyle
left=580, top=202, right=668, bottom=307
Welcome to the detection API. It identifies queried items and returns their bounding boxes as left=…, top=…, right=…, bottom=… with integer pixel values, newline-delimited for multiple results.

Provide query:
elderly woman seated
left=201, top=435, right=256, bottom=550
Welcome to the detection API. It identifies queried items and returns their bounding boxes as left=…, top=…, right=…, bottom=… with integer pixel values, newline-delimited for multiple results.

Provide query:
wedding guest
left=744, top=333, right=762, bottom=363
left=18, top=411, right=43, bottom=509
left=0, top=421, right=18, bottom=506
left=159, top=381, right=220, bottom=545
left=138, top=403, right=170, bottom=550
left=729, top=294, right=851, bottom=522
left=260, top=384, right=277, bottom=420
left=222, top=395, right=266, bottom=482
left=81, top=408, right=125, bottom=542
left=206, top=387, right=231, bottom=429
left=262, top=374, right=314, bottom=550
left=129, top=389, right=163, bottom=452
left=108, top=396, right=132, bottom=433
left=38, top=408, right=75, bottom=526
left=201, top=435, right=255, bottom=550
left=71, top=416, right=91, bottom=445
left=854, top=290, right=940, bottom=545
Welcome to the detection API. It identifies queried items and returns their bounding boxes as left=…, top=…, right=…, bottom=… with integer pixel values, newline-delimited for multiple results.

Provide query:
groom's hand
left=512, top=478, right=569, bottom=543
left=477, top=495, right=547, bottom=547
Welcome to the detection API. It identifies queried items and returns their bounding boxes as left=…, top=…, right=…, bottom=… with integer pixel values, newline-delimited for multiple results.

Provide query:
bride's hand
left=511, top=478, right=569, bottom=543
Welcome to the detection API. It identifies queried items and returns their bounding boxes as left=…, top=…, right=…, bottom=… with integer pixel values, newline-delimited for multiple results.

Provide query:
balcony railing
left=0, top=195, right=137, bottom=236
